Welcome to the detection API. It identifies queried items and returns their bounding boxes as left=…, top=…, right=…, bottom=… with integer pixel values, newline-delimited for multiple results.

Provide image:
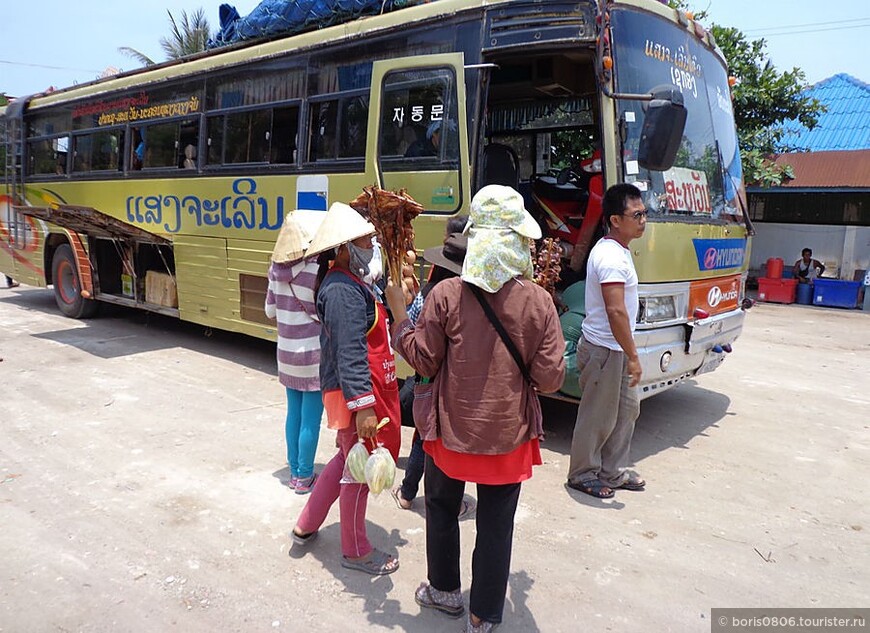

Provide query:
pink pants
left=295, top=427, right=372, bottom=559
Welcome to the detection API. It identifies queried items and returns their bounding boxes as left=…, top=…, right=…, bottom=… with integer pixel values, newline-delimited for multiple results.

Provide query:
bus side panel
left=173, top=235, right=278, bottom=340
left=173, top=235, right=234, bottom=324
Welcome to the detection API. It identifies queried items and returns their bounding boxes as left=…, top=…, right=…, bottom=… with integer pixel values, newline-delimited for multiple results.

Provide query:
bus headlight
left=639, top=295, right=677, bottom=323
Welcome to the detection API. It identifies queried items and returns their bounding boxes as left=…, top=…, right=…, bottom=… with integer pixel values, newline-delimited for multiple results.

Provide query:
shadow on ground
left=3, top=287, right=276, bottom=373
left=288, top=521, right=538, bottom=632
left=540, top=381, right=732, bottom=463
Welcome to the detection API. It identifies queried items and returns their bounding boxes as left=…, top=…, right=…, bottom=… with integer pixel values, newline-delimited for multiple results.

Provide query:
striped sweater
left=264, top=258, right=321, bottom=391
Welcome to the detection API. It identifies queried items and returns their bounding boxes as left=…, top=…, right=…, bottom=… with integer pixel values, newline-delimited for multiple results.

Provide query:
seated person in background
left=182, top=144, right=197, bottom=169
left=405, top=120, right=442, bottom=158
left=793, top=248, right=825, bottom=283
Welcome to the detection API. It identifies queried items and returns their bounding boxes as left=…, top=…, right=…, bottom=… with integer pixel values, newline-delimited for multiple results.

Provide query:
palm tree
left=119, top=8, right=211, bottom=67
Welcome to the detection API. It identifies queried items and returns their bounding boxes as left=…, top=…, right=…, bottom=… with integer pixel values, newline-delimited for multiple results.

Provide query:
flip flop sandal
left=414, top=583, right=465, bottom=617
left=567, top=479, right=615, bottom=499
left=616, top=472, right=646, bottom=491
left=341, top=549, right=399, bottom=576
left=391, top=487, right=413, bottom=510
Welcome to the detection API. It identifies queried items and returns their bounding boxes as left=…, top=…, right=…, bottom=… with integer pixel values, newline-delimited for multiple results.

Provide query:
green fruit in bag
left=365, top=446, right=396, bottom=495
left=346, top=440, right=369, bottom=484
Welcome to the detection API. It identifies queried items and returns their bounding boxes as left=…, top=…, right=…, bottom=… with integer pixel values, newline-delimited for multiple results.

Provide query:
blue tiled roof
left=780, top=74, right=870, bottom=151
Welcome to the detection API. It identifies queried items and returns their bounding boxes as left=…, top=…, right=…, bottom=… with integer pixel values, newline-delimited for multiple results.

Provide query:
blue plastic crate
left=812, top=279, right=862, bottom=309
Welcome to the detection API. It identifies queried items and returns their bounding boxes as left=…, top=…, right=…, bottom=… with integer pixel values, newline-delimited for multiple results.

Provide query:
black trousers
left=424, top=455, right=521, bottom=624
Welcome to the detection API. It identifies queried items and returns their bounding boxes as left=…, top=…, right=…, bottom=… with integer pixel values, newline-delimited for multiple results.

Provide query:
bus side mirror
left=637, top=86, right=687, bottom=172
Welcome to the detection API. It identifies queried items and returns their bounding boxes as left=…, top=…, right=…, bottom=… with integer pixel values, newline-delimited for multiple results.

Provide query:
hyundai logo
left=707, top=286, right=722, bottom=307
left=707, top=286, right=739, bottom=308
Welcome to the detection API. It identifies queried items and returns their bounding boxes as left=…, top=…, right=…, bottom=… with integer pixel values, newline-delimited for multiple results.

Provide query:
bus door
left=366, top=53, right=470, bottom=216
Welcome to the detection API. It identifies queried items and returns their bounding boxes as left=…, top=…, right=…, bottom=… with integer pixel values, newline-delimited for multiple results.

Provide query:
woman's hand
left=355, top=406, right=379, bottom=439
left=385, top=280, right=408, bottom=322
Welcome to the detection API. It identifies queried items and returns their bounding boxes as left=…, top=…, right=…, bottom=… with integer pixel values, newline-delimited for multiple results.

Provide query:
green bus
left=1, top=0, right=751, bottom=398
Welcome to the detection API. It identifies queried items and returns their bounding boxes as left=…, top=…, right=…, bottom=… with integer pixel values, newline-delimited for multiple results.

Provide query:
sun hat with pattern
left=461, top=185, right=541, bottom=293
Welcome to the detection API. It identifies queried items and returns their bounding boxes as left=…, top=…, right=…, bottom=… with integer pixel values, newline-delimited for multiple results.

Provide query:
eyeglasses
left=624, top=210, right=648, bottom=220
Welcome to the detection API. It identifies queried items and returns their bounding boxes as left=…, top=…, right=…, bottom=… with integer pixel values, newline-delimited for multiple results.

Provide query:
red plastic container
left=766, top=257, right=784, bottom=280
left=758, top=277, right=797, bottom=304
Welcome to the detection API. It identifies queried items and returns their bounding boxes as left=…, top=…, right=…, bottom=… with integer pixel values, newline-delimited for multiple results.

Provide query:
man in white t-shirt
left=567, top=183, right=647, bottom=499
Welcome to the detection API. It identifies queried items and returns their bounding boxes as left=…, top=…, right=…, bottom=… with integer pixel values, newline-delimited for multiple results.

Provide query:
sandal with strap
left=616, top=471, right=645, bottom=491
left=341, top=549, right=399, bottom=576
left=414, top=583, right=464, bottom=618
left=567, top=479, right=614, bottom=499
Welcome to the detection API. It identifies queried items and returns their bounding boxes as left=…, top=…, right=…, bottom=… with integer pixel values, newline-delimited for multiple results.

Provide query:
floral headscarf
left=461, top=185, right=541, bottom=293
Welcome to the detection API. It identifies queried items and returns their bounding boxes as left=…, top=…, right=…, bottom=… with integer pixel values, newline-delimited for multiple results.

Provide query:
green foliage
left=119, top=8, right=210, bottom=67
left=551, top=128, right=598, bottom=169
left=668, top=1, right=825, bottom=187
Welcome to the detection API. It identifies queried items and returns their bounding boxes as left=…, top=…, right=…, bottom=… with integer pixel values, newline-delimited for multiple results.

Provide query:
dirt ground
left=0, top=287, right=867, bottom=633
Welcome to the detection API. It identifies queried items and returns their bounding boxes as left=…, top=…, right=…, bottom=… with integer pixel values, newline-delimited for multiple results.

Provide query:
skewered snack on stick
left=532, top=238, right=562, bottom=298
left=350, top=186, right=423, bottom=292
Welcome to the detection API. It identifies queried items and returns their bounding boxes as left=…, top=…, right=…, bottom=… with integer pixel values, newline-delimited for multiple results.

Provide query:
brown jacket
left=392, top=277, right=566, bottom=455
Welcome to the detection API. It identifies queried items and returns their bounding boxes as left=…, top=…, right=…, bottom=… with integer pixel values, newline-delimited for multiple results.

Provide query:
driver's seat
left=482, top=143, right=519, bottom=189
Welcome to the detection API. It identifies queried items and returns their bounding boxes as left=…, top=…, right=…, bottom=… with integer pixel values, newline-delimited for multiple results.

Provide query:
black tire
left=52, top=244, right=98, bottom=318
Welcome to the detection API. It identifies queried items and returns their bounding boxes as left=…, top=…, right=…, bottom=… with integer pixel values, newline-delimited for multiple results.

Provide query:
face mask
left=365, top=237, right=384, bottom=284
left=347, top=241, right=375, bottom=280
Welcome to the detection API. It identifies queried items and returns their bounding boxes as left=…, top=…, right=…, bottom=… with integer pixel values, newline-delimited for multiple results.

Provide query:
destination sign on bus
left=663, top=166, right=712, bottom=214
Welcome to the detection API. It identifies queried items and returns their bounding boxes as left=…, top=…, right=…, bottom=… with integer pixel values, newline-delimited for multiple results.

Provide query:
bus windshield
left=611, top=7, right=745, bottom=224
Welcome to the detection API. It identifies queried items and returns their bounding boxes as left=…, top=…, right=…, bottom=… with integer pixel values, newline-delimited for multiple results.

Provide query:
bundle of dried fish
left=531, top=238, right=562, bottom=298
left=350, top=185, right=423, bottom=293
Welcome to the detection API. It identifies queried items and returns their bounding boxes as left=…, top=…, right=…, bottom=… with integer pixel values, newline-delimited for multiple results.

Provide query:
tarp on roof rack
left=208, top=0, right=432, bottom=49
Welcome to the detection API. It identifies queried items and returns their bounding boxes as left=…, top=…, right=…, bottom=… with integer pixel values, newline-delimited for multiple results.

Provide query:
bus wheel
left=52, top=244, right=98, bottom=318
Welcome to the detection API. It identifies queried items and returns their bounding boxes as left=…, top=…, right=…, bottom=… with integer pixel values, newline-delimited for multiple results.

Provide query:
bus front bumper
left=635, top=307, right=746, bottom=399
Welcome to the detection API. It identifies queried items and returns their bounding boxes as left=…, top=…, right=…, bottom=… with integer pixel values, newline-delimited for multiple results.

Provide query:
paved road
left=1, top=287, right=867, bottom=633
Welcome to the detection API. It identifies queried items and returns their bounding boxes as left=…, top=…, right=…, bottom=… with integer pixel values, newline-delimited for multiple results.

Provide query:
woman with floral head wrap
left=385, top=185, right=566, bottom=632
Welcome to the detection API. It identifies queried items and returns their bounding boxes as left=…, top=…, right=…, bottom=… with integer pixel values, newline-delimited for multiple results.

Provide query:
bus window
left=270, top=105, right=299, bottom=164
left=309, top=100, right=338, bottom=162
left=73, top=129, right=122, bottom=172
left=28, top=136, right=69, bottom=175
left=378, top=67, right=460, bottom=171
left=138, top=119, right=198, bottom=169
left=225, top=110, right=271, bottom=164
left=338, top=96, right=368, bottom=159
left=206, top=117, right=223, bottom=165
left=141, top=122, right=178, bottom=169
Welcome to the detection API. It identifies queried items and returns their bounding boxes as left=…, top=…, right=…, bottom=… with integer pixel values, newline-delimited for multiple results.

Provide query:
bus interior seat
left=482, top=143, right=519, bottom=189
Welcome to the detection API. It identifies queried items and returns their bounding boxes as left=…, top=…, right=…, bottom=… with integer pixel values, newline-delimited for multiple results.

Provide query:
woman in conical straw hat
left=265, top=211, right=325, bottom=495
left=290, top=202, right=401, bottom=576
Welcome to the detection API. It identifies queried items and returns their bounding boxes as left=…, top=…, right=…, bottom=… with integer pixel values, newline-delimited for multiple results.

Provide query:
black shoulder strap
left=465, top=282, right=532, bottom=385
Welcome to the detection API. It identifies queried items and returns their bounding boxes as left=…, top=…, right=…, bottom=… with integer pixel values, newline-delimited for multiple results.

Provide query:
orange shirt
left=424, top=438, right=542, bottom=485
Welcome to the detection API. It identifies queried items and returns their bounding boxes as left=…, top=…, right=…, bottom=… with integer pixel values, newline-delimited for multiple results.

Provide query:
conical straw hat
left=270, top=211, right=323, bottom=263
left=305, top=202, right=375, bottom=257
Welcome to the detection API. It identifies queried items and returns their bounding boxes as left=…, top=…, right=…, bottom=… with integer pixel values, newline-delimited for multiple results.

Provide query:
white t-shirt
left=581, top=237, right=638, bottom=351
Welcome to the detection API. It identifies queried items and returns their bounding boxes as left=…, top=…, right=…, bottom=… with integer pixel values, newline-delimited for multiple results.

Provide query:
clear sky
left=1, top=0, right=868, bottom=98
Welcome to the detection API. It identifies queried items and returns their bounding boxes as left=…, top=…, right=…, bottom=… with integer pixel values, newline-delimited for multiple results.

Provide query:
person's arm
left=793, top=260, right=802, bottom=277
left=527, top=293, right=567, bottom=393
left=264, top=273, right=277, bottom=320
left=386, top=280, right=448, bottom=378
left=601, top=282, right=642, bottom=387
left=815, top=260, right=826, bottom=276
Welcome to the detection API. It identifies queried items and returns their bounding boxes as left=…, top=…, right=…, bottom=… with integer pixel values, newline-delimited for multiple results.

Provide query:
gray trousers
left=567, top=337, right=641, bottom=487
